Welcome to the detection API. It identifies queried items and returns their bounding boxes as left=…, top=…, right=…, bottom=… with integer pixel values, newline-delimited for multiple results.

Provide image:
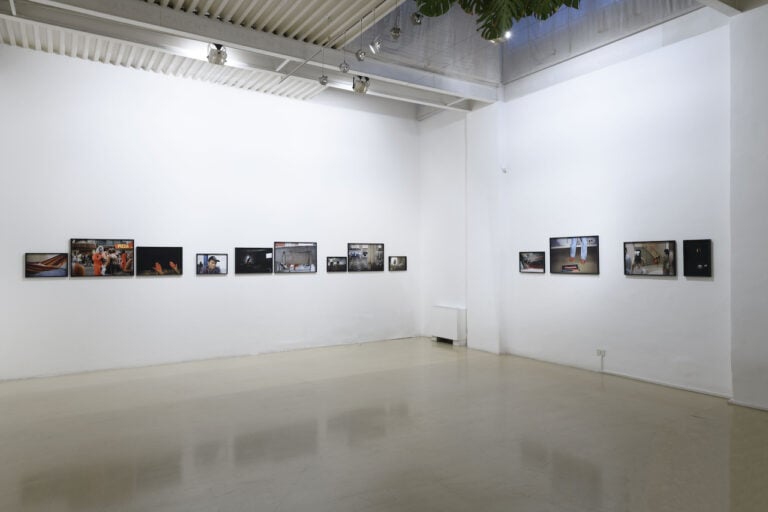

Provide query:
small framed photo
left=70, top=239, right=134, bottom=277
left=25, top=253, right=68, bottom=278
left=683, top=239, right=712, bottom=277
left=274, top=242, right=317, bottom=273
left=623, top=241, right=676, bottom=276
left=389, top=256, right=407, bottom=271
left=519, top=251, right=545, bottom=273
left=327, top=257, right=347, bottom=272
left=235, top=247, right=273, bottom=274
left=136, top=247, right=183, bottom=276
left=549, top=236, right=599, bottom=274
left=348, top=243, right=384, bottom=272
left=196, top=253, right=228, bottom=275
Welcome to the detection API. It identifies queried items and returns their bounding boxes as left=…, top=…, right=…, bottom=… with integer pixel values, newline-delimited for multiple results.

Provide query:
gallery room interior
left=1, top=0, right=768, bottom=510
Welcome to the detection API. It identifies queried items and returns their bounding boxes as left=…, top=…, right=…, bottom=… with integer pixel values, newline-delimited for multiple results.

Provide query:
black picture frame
left=196, top=253, right=228, bottom=275
left=348, top=243, right=385, bottom=272
left=683, top=239, right=712, bottom=277
left=623, top=241, right=676, bottom=276
left=388, top=256, right=407, bottom=271
left=235, top=247, right=273, bottom=274
left=25, top=253, right=68, bottom=278
left=327, top=257, right=348, bottom=272
left=549, top=236, right=599, bottom=274
left=274, top=242, right=317, bottom=273
left=70, top=239, right=134, bottom=277
left=136, top=247, right=183, bottom=276
left=519, top=251, right=545, bottom=273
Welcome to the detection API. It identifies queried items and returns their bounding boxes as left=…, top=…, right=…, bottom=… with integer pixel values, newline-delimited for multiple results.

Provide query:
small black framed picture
left=274, top=242, right=317, bottom=273
left=327, top=257, right=347, bottom=272
left=196, top=253, right=228, bottom=275
left=136, top=247, right=183, bottom=276
left=25, top=253, right=68, bottom=278
left=389, top=256, right=407, bottom=271
left=549, top=236, right=599, bottom=274
left=235, top=247, right=273, bottom=274
left=683, top=239, right=712, bottom=277
left=623, top=241, right=676, bottom=276
left=348, top=243, right=385, bottom=272
left=519, top=251, right=545, bottom=273
left=70, top=239, right=134, bottom=277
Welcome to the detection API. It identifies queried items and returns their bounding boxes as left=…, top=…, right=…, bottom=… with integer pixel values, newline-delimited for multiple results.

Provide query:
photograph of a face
left=196, top=253, right=228, bottom=275
left=549, top=236, right=599, bottom=274
left=519, top=251, right=545, bottom=273
left=25, top=253, right=68, bottom=278
left=624, top=241, right=676, bottom=276
left=235, top=247, right=273, bottom=274
left=136, top=247, right=182, bottom=276
left=389, top=256, right=407, bottom=271
left=70, top=239, right=134, bottom=277
left=327, top=257, right=347, bottom=272
left=683, top=239, right=712, bottom=277
left=348, top=243, right=384, bottom=272
left=274, top=242, right=317, bottom=273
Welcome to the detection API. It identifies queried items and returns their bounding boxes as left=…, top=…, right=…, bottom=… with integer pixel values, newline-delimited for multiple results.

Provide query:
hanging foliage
left=414, top=0, right=581, bottom=41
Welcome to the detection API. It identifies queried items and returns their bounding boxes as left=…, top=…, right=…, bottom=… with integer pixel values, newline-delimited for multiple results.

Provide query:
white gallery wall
left=730, top=3, right=768, bottom=411
left=0, top=45, right=421, bottom=380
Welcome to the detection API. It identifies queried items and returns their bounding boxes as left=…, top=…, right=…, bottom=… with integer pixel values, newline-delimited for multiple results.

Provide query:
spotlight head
left=504, top=30, right=513, bottom=39
left=318, top=74, right=328, bottom=86
left=339, top=59, right=350, bottom=73
left=207, top=43, right=227, bottom=65
left=411, top=12, right=423, bottom=25
left=368, top=36, right=382, bottom=55
left=352, top=75, right=370, bottom=94
left=355, top=49, right=366, bottom=62
left=390, top=26, right=401, bottom=40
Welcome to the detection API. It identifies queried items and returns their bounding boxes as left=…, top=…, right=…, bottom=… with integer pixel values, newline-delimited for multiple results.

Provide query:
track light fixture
left=411, top=12, right=423, bottom=26
left=206, top=43, right=227, bottom=65
left=490, top=30, right=513, bottom=44
left=390, top=3, right=401, bottom=41
left=352, top=75, right=370, bottom=94
left=339, top=28, right=350, bottom=73
left=368, top=6, right=381, bottom=55
left=356, top=17, right=366, bottom=61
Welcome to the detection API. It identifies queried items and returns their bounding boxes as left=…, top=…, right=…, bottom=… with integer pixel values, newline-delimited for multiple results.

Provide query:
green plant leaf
left=414, top=0, right=456, bottom=17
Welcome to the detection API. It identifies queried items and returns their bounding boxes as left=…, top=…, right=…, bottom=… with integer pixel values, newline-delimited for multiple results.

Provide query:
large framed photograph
left=25, top=253, right=68, bottom=278
left=235, top=247, right=273, bottom=274
left=389, top=256, right=407, bottom=271
left=136, top=247, right=183, bottom=276
left=623, top=241, right=676, bottom=276
left=70, top=239, right=134, bottom=277
left=348, top=243, right=384, bottom=272
left=549, top=236, right=599, bottom=274
left=196, top=253, right=228, bottom=275
left=327, top=257, right=347, bottom=272
left=519, top=251, right=545, bottom=273
left=683, top=239, right=712, bottom=277
left=274, top=242, right=317, bottom=273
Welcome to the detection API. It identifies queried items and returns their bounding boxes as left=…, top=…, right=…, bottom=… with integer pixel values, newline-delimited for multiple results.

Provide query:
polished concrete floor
left=1, top=338, right=767, bottom=512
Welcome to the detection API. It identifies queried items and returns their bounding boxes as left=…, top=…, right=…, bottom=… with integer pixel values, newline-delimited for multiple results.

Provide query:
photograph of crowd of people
left=274, top=242, right=317, bottom=273
left=624, top=241, right=676, bottom=276
left=235, top=248, right=273, bottom=274
left=519, top=251, right=545, bottom=273
left=327, top=257, right=347, bottom=272
left=348, top=243, right=384, bottom=272
left=389, top=256, right=407, bottom=271
left=549, top=236, right=599, bottom=274
left=683, top=239, right=712, bottom=277
left=136, top=247, right=183, bottom=276
left=25, top=253, right=68, bottom=278
left=70, top=239, right=134, bottom=277
left=196, top=253, right=228, bottom=275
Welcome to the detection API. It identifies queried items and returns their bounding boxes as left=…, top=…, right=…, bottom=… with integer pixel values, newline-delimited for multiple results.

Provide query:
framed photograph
left=549, top=236, right=599, bottom=274
left=348, top=243, right=385, bottom=272
left=235, top=247, right=273, bottom=274
left=623, top=241, right=676, bottom=276
left=70, top=239, right=134, bottom=277
left=327, top=257, right=347, bottom=272
left=519, top=251, right=545, bottom=273
left=389, top=256, right=407, bottom=271
left=25, top=253, right=68, bottom=278
left=274, top=242, right=317, bottom=273
left=196, top=253, right=228, bottom=275
left=683, top=239, right=712, bottom=277
left=136, top=247, right=183, bottom=276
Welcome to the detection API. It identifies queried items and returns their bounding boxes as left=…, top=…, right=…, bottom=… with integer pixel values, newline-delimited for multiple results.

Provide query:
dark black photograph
left=235, top=247, right=273, bottom=274
left=136, top=247, right=183, bottom=276
left=327, top=257, right=347, bottom=272
left=683, top=239, right=712, bottom=277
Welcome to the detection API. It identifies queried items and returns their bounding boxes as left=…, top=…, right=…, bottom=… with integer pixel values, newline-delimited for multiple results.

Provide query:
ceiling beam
left=696, top=0, right=742, bottom=15
left=18, top=0, right=498, bottom=105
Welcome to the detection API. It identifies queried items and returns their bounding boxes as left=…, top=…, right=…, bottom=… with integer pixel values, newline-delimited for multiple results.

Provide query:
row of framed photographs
left=519, top=237, right=712, bottom=277
left=24, top=240, right=408, bottom=278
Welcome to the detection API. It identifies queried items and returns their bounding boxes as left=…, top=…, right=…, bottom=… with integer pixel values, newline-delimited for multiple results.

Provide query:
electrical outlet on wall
left=596, top=349, right=606, bottom=357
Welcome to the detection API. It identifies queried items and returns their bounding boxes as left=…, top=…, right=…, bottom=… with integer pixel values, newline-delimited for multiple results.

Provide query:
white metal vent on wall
left=0, top=14, right=325, bottom=101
